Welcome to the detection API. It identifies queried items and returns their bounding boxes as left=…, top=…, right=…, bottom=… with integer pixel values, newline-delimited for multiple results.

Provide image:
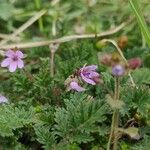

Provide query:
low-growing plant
left=0, top=0, right=150, bottom=150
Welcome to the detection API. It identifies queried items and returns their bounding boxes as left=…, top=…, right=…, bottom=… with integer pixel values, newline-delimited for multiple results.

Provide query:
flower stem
left=107, top=77, right=120, bottom=150
left=107, top=111, right=115, bottom=150
left=113, top=77, right=120, bottom=150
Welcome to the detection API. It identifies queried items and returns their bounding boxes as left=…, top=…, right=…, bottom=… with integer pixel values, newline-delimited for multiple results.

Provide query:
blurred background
left=0, top=0, right=149, bottom=41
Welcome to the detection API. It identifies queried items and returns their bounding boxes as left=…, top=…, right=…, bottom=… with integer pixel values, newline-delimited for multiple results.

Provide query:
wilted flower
left=80, top=65, right=100, bottom=85
left=112, top=64, right=125, bottom=76
left=128, top=57, right=142, bottom=70
left=70, top=81, right=85, bottom=92
left=1, top=49, right=24, bottom=72
left=0, top=95, right=8, bottom=104
left=100, top=54, right=112, bottom=66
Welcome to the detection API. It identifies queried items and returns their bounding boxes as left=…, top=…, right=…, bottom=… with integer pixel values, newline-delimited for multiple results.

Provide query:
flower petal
left=1, top=58, right=11, bottom=67
left=81, top=73, right=96, bottom=85
left=70, top=81, right=85, bottom=92
left=88, top=71, right=99, bottom=78
left=16, top=50, right=24, bottom=58
left=9, top=61, right=17, bottom=72
left=5, top=49, right=15, bottom=58
left=83, top=65, right=98, bottom=71
left=17, top=59, right=24, bottom=68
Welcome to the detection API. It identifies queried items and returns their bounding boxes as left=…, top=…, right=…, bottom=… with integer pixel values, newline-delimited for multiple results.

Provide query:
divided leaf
left=54, top=93, right=107, bottom=144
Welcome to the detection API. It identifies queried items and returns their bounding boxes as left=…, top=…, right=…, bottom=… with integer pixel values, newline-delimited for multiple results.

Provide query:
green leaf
left=0, top=105, right=34, bottom=137
left=34, top=125, right=56, bottom=150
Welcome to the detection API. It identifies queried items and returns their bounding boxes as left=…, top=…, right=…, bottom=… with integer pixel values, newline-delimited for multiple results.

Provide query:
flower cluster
left=65, top=65, right=101, bottom=92
left=1, top=49, right=24, bottom=72
left=100, top=52, right=142, bottom=77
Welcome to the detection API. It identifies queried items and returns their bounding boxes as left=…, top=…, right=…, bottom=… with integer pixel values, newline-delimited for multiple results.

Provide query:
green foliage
left=132, top=68, right=150, bottom=84
left=121, top=85, right=150, bottom=117
left=143, top=53, right=150, bottom=68
left=56, top=40, right=98, bottom=78
left=34, top=125, right=56, bottom=150
left=0, top=104, right=34, bottom=137
left=131, top=135, right=150, bottom=150
left=54, top=93, right=107, bottom=144
left=0, top=1, right=15, bottom=21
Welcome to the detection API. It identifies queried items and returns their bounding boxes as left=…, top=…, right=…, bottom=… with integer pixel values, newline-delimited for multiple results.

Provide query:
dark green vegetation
left=0, top=0, right=150, bottom=150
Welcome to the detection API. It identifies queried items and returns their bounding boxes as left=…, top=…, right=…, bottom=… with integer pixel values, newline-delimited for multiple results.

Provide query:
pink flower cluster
left=68, top=65, right=100, bottom=92
left=1, top=49, right=24, bottom=72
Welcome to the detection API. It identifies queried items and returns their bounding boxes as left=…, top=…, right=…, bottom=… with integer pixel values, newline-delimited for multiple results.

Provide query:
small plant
left=0, top=0, right=150, bottom=149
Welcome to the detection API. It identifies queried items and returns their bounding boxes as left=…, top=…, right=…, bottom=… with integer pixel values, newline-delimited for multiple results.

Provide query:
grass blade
left=129, top=0, right=150, bottom=47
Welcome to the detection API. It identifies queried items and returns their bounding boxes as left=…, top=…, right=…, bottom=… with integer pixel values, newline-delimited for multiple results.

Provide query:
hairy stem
left=107, top=111, right=115, bottom=150
left=107, top=77, right=120, bottom=150
left=113, top=77, right=120, bottom=150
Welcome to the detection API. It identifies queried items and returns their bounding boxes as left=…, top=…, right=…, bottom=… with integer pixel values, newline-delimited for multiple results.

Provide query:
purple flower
left=80, top=65, right=100, bottom=85
left=1, top=49, right=24, bottom=72
left=0, top=95, right=8, bottom=104
left=70, top=81, right=85, bottom=92
left=112, top=65, right=125, bottom=76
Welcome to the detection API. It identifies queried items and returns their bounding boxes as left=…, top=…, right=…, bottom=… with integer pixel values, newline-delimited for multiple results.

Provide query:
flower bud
left=117, top=35, right=128, bottom=49
left=96, top=40, right=107, bottom=49
left=112, top=65, right=125, bottom=76
left=128, top=57, right=142, bottom=70
left=100, top=54, right=112, bottom=66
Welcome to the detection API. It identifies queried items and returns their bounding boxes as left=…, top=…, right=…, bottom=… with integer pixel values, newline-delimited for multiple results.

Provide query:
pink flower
left=80, top=65, right=100, bottom=85
left=70, top=81, right=85, bottom=92
left=1, top=49, right=24, bottom=72
left=0, top=95, right=8, bottom=104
